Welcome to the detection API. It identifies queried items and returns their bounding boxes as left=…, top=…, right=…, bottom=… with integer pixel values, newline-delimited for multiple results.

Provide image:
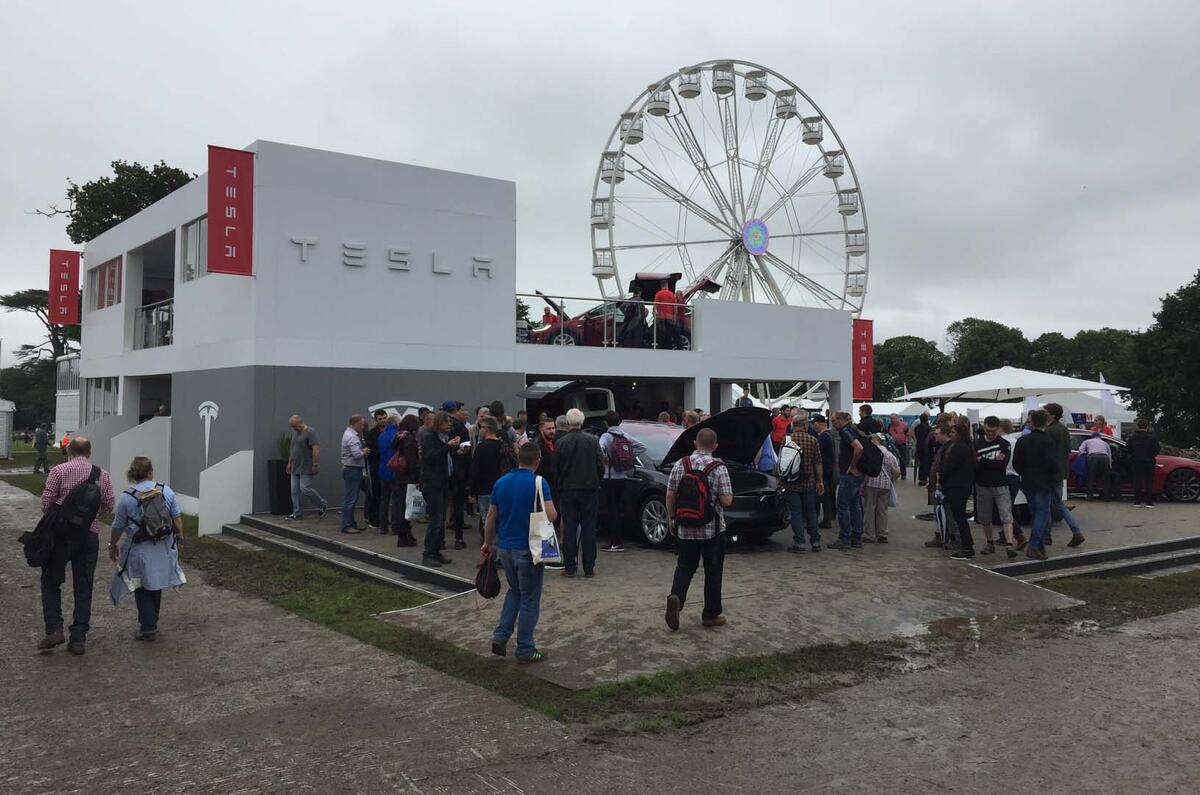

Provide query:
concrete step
left=209, top=533, right=265, bottom=553
left=991, top=535, right=1200, bottom=580
left=1019, top=548, right=1200, bottom=582
left=236, top=513, right=475, bottom=596
left=222, top=523, right=468, bottom=599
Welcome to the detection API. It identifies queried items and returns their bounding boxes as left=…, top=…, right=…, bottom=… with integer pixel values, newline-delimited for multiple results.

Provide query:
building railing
left=516, top=293, right=694, bottom=351
left=134, top=298, right=174, bottom=349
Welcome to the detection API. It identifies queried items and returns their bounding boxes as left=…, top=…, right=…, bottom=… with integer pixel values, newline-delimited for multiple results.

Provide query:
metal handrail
left=136, top=297, right=175, bottom=312
left=517, top=292, right=691, bottom=350
left=134, top=297, right=174, bottom=349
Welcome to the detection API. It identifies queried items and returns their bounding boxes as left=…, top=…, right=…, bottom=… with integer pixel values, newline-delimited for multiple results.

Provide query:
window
left=55, top=357, right=80, bottom=392
left=88, top=257, right=122, bottom=310
left=181, top=216, right=208, bottom=282
left=83, top=377, right=119, bottom=424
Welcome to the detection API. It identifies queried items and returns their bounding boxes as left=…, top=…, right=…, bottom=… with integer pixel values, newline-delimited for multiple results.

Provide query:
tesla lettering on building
left=290, top=237, right=493, bottom=278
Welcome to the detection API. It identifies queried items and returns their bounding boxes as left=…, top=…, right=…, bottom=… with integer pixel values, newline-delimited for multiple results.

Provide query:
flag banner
left=48, top=249, right=81, bottom=324
left=852, top=318, right=874, bottom=401
left=206, top=145, right=254, bottom=275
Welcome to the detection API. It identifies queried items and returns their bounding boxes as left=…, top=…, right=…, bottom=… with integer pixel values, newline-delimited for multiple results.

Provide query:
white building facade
left=77, top=142, right=852, bottom=523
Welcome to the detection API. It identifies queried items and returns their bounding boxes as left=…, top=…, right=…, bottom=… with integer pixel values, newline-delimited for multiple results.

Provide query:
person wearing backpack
left=36, top=436, right=115, bottom=655
left=468, top=416, right=511, bottom=545
left=107, top=457, right=184, bottom=641
left=830, top=411, right=869, bottom=550
left=378, top=414, right=420, bottom=546
left=599, top=411, right=647, bottom=552
left=782, top=416, right=824, bottom=553
left=664, top=428, right=734, bottom=631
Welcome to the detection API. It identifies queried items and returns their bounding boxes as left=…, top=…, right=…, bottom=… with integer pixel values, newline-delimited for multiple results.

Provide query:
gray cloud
left=2, top=0, right=1197, bottom=355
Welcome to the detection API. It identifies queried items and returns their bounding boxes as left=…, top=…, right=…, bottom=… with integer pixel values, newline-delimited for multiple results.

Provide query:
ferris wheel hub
left=741, top=219, right=769, bottom=256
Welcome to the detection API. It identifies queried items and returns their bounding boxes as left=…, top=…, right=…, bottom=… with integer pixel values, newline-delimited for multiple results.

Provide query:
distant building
left=54, top=353, right=80, bottom=437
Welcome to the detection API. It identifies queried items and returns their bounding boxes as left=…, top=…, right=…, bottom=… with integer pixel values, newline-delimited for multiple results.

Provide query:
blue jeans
left=560, top=489, right=599, bottom=574
left=1049, top=481, right=1081, bottom=534
left=1026, top=488, right=1052, bottom=550
left=341, top=466, right=364, bottom=529
left=290, top=473, right=327, bottom=517
left=475, top=494, right=491, bottom=543
left=423, top=486, right=447, bottom=557
left=134, top=587, right=162, bottom=633
left=41, top=532, right=99, bottom=641
left=786, top=489, right=820, bottom=546
left=493, top=548, right=544, bottom=658
left=836, top=473, right=865, bottom=543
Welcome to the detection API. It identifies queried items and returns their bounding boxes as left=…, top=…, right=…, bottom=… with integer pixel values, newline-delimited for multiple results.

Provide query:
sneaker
left=562, top=570, right=576, bottom=578
left=602, top=543, right=625, bottom=552
left=949, top=550, right=975, bottom=560
left=67, top=641, right=86, bottom=655
left=877, top=537, right=889, bottom=544
left=583, top=571, right=595, bottom=578
left=318, top=505, right=328, bottom=518
left=787, top=544, right=806, bottom=553
left=1146, top=503, right=1155, bottom=508
left=1016, top=537, right=1029, bottom=551
left=434, top=554, right=453, bottom=565
left=454, top=539, right=468, bottom=550
left=1026, top=548, right=1047, bottom=561
left=981, top=542, right=995, bottom=555
left=1006, top=548, right=1018, bottom=559
left=1133, top=502, right=1143, bottom=507
left=135, top=630, right=158, bottom=641
left=421, top=555, right=442, bottom=568
left=544, top=561, right=565, bottom=570
left=862, top=536, right=877, bottom=543
left=665, top=594, right=681, bottom=631
left=924, top=538, right=944, bottom=548
left=701, top=615, right=727, bottom=628
left=367, top=522, right=379, bottom=529
left=516, top=650, right=547, bottom=664
left=340, top=526, right=363, bottom=534
left=491, top=640, right=507, bottom=657
left=1067, top=534, right=1086, bottom=548
left=830, top=541, right=852, bottom=550
left=36, top=631, right=65, bottom=652
left=850, top=542, right=863, bottom=549
left=284, top=514, right=301, bottom=521
left=810, top=544, right=822, bottom=552
left=397, top=536, right=417, bottom=547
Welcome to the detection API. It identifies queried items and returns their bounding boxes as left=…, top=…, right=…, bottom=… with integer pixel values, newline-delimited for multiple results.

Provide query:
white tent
left=854, top=400, right=929, bottom=419
left=904, top=366, right=1129, bottom=402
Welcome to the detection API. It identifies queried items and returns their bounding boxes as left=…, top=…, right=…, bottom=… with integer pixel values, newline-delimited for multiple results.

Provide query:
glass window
left=181, top=216, right=208, bottom=282
left=88, top=257, right=122, bottom=310
left=83, top=377, right=119, bottom=424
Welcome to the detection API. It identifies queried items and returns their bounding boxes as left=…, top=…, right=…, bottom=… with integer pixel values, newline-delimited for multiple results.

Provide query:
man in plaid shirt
left=664, top=428, right=733, bottom=631
left=784, top=418, right=824, bottom=553
left=37, top=437, right=115, bottom=655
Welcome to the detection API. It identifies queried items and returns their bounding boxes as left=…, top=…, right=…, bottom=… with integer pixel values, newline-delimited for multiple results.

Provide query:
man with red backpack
left=664, top=428, right=733, bottom=631
left=599, top=411, right=647, bottom=552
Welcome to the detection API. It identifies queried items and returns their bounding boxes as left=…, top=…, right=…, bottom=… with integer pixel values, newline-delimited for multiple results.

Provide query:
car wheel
left=640, top=494, right=671, bottom=548
left=549, top=329, right=578, bottom=346
left=1165, top=469, right=1200, bottom=502
left=678, top=332, right=691, bottom=351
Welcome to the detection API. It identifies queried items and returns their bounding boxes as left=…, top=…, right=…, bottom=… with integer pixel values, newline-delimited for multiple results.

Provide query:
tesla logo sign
left=852, top=318, right=873, bottom=401
left=290, top=236, right=493, bottom=278
left=198, top=401, right=220, bottom=466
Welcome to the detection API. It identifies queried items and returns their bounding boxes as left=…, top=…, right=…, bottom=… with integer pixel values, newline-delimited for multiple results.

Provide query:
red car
left=527, top=272, right=717, bottom=349
left=1067, top=429, right=1200, bottom=502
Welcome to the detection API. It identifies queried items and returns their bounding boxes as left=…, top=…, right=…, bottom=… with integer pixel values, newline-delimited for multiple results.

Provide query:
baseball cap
left=809, top=414, right=827, bottom=424
left=441, top=400, right=462, bottom=411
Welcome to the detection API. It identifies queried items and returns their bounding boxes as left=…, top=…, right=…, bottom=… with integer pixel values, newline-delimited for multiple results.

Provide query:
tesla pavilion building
left=74, top=141, right=852, bottom=531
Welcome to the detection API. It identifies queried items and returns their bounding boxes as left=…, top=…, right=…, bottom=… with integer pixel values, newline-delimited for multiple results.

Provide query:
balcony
left=517, top=293, right=694, bottom=351
left=134, top=298, right=174, bottom=349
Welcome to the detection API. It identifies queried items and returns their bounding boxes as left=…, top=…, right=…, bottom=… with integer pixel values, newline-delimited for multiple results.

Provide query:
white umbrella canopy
left=905, top=366, right=1130, bottom=402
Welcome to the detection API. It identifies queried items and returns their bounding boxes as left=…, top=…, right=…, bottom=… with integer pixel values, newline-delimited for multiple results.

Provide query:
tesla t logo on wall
left=198, top=401, right=219, bottom=466
left=367, top=400, right=431, bottom=418
left=289, top=236, right=494, bottom=278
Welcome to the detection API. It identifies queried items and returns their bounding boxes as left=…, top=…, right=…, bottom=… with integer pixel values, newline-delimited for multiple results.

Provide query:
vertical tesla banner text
left=207, top=145, right=254, bottom=276
left=852, top=318, right=873, bottom=401
left=48, top=249, right=81, bottom=325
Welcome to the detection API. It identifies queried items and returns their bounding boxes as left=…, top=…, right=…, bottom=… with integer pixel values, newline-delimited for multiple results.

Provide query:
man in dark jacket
left=1126, top=418, right=1161, bottom=507
left=418, top=411, right=460, bottom=567
left=445, top=401, right=472, bottom=549
left=1013, top=409, right=1058, bottom=560
left=813, top=415, right=838, bottom=529
left=554, top=409, right=606, bottom=577
left=857, top=404, right=883, bottom=435
left=1043, top=403, right=1085, bottom=547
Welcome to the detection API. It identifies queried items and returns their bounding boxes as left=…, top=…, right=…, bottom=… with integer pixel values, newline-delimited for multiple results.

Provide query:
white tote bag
left=405, top=487, right=427, bottom=522
left=528, top=475, right=562, bottom=565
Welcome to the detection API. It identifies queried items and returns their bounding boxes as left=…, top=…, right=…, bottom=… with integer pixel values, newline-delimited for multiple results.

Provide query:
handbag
left=405, top=488, right=427, bottom=522
left=527, top=475, right=562, bottom=565
left=475, top=553, right=501, bottom=599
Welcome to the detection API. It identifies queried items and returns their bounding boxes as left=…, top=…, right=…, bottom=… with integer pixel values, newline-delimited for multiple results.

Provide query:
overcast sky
left=2, top=0, right=1197, bottom=359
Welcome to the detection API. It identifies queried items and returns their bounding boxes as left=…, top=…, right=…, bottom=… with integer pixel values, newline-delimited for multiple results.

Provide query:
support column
left=684, top=376, right=712, bottom=415
left=827, top=380, right=846, bottom=414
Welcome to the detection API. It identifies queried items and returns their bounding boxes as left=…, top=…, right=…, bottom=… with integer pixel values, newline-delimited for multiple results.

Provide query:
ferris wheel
left=590, top=60, right=869, bottom=312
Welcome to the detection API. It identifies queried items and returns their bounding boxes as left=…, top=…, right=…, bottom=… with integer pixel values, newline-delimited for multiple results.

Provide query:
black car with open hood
left=599, top=408, right=787, bottom=549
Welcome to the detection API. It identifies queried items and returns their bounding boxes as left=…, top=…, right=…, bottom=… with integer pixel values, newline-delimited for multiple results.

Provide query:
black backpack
left=854, top=430, right=884, bottom=478
left=56, top=465, right=104, bottom=545
left=18, top=504, right=60, bottom=568
left=673, top=457, right=722, bottom=528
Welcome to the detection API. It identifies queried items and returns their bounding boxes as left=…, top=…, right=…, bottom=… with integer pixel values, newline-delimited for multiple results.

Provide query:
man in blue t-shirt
left=483, top=443, right=557, bottom=663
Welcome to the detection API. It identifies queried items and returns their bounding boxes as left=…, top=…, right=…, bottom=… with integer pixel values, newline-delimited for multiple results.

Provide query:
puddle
left=1066, top=619, right=1101, bottom=635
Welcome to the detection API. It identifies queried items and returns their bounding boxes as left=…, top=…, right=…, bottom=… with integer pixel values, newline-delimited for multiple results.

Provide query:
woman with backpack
left=107, top=457, right=185, bottom=641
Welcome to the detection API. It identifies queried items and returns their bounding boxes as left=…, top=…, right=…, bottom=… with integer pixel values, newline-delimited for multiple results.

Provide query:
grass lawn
left=7, top=470, right=1200, bottom=733
left=0, top=450, right=41, bottom=470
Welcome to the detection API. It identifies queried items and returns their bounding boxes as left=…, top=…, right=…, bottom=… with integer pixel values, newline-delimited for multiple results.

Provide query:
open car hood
left=661, top=407, right=773, bottom=468
left=535, top=290, right=568, bottom=319
left=518, top=380, right=580, bottom=400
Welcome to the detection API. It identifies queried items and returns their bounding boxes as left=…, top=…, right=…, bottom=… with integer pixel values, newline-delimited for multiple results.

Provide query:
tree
left=1069, top=327, right=1138, bottom=385
left=0, top=358, right=56, bottom=428
left=0, top=289, right=79, bottom=361
left=1030, top=332, right=1073, bottom=374
left=516, top=297, right=532, bottom=325
left=1128, top=271, right=1200, bottom=445
left=37, top=160, right=193, bottom=244
left=946, top=318, right=1031, bottom=377
left=873, top=335, right=951, bottom=398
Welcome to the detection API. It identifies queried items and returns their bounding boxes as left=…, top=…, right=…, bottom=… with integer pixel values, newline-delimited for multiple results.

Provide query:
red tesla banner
left=48, top=249, right=81, bottom=325
left=207, top=145, right=254, bottom=275
left=852, top=318, right=874, bottom=401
